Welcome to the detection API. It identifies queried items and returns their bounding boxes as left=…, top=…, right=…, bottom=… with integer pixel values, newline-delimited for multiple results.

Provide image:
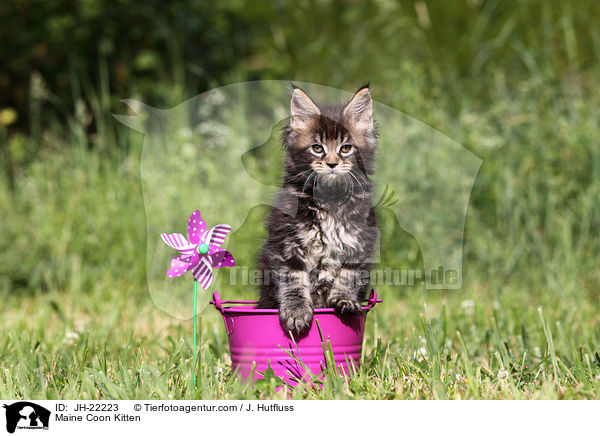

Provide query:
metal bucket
left=211, top=289, right=382, bottom=387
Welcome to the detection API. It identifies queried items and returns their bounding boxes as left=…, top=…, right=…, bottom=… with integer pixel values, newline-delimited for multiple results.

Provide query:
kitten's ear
left=290, top=87, right=320, bottom=129
left=343, top=85, right=373, bottom=131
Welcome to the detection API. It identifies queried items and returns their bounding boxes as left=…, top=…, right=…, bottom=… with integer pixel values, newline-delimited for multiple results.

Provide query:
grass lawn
left=1, top=269, right=599, bottom=399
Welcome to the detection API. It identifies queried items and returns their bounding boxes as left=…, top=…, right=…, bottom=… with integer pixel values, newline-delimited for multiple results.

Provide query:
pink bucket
left=211, top=289, right=382, bottom=387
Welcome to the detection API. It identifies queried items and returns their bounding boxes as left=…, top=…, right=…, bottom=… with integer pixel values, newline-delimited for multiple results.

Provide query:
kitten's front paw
left=329, top=297, right=362, bottom=315
left=279, top=304, right=314, bottom=334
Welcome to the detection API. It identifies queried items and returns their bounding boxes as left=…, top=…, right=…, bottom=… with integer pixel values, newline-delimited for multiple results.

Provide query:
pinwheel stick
left=193, top=279, right=198, bottom=385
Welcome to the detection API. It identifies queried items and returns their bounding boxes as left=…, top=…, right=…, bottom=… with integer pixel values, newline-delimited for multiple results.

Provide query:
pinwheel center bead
left=197, top=243, right=209, bottom=254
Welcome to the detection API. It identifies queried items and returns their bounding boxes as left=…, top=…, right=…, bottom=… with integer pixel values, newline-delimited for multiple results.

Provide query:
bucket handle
left=363, top=289, right=383, bottom=311
left=212, top=289, right=382, bottom=311
left=212, top=290, right=382, bottom=309
left=212, top=290, right=224, bottom=314
left=211, top=291, right=234, bottom=335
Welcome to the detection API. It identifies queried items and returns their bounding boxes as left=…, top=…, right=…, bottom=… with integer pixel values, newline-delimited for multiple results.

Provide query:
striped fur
left=258, top=86, right=378, bottom=334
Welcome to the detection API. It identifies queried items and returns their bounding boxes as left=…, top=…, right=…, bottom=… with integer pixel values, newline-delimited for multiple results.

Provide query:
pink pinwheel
left=161, top=210, right=235, bottom=289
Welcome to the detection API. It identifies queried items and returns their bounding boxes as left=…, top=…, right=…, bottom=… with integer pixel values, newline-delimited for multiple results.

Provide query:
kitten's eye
left=311, top=144, right=324, bottom=154
left=340, top=144, right=353, bottom=154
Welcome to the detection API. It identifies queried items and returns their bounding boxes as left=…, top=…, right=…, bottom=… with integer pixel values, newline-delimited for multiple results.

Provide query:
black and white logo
left=2, top=402, right=50, bottom=434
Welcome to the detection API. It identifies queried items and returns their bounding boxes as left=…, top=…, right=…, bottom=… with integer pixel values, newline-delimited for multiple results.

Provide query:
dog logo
left=2, top=402, right=50, bottom=433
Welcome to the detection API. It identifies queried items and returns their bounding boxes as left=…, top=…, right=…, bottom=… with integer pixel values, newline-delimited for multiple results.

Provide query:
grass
left=1, top=265, right=599, bottom=399
left=1, top=121, right=599, bottom=399
left=2, top=0, right=600, bottom=400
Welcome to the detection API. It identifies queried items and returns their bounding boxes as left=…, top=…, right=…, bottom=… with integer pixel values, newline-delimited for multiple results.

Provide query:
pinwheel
left=161, top=209, right=235, bottom=288
left=161, top=209, right=235, bottom=385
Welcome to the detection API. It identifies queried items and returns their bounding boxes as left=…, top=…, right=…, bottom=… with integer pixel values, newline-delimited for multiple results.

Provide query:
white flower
left=415, top=346, right=428, bottom=362
left=64, top=330, right=80, bottom=345
left=461, top=299, right=475, bottom=314
left=65, top=331, right=79, bottom=340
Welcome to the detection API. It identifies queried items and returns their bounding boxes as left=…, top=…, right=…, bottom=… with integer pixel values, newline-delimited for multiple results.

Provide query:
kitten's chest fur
left=298, top=209, right=360, bottom=269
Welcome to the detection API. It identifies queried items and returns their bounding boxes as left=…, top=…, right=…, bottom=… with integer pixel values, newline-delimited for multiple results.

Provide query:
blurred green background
left=3, top=0, right=599, bottom=299
left=1, top=0, right=599, bottom=398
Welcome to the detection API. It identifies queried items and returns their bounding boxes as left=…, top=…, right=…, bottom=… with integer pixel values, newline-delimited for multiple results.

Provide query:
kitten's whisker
left=302, top=171, right=316, bottom=195
left=348, top=171, right=365, bottom=193
left=290, top=169, right=314, bottom=182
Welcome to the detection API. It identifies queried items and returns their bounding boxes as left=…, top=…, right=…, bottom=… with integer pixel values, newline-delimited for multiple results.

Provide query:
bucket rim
left=211, top=289, right=382, bottom=315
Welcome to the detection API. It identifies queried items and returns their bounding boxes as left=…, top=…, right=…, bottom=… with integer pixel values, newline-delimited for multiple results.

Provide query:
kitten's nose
left=326, top=162, right=338, bottom=169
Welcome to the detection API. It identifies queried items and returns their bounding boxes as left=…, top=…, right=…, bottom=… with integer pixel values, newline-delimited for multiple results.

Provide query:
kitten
left=257, top=85, right=378, bottom=334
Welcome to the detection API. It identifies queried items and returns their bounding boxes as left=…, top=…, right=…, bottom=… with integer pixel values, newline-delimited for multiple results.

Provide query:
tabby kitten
left=257, top=85, right=378, bottom=334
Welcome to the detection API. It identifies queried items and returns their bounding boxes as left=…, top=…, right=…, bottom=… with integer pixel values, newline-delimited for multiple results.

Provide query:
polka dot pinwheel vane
left=161, top=209, right=235, bottom=289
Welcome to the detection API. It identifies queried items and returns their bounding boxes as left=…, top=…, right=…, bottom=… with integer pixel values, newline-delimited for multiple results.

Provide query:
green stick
left=192, top=278, right=198, bottom=386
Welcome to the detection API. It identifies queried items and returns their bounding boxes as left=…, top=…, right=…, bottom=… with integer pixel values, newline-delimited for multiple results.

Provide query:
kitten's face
left=283, top=86, right=376, bottom=193
left=306, top=119, right=356, bottom=180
